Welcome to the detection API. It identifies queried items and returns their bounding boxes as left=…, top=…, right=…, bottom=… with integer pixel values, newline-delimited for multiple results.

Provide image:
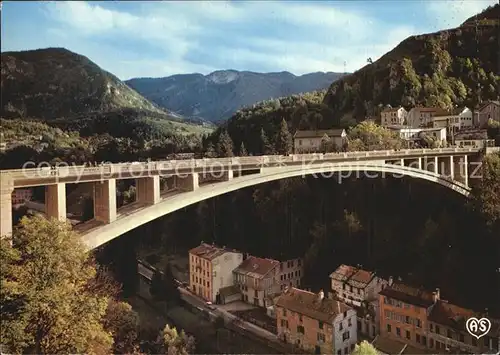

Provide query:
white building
left=432, top=107, right=473, bottom=132
left=188, top=243, right=243, bottom=302
left=329, top=264, right=388, bottom=307
left=380, top=107, right=408, bottom=127
left=278, top=258, right=303, bottom=291
left=386, top=126, right=447, bottom=145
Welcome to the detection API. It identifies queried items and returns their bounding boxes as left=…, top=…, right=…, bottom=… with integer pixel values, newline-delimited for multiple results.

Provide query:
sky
left=1, top=0, right=497, bottom=80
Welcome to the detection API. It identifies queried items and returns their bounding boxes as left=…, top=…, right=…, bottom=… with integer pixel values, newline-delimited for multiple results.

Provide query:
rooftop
left=330, top=264, right=377, bottom=289
left=189, top=243, right=240, bottom=261
left=276, top=287, right=352, bottom=323
left=382, top=107, right=404, bottom=113
left=294, top=129, right=345, bottom=139
left=379, top=282, right=435, bottom=308
left=233, top=255, right=279, bottom=279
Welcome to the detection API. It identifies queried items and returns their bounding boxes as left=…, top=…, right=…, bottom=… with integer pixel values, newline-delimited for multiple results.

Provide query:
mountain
left=322, top=4, right=500, bottom=124
left=125, top=70, right=345, bottom=122
left=0, top=48, right=213, bottom=139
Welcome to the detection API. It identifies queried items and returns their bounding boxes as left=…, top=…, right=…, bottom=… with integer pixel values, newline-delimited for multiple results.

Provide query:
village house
left=293, top=129, right=347, bottom=153
left=407, top=107, right=441, bottom=128
left=380, top=107, right=408, bottom=127
left=378, top=282, right=436, bottom=351
left=386, top=126, right=447, bottom=145
left=329, top=265, right=388, bottom=307
left=276, top=288, right=358, bottom=355
left=188, top=243, right=243, bottom=303
left=431, top=107, right=473, bottom=133
left=233, top=255, right=280, bottom=307
left=279, top=258, right=303, bottom=291
left=476, top=100, right=500, bottom=128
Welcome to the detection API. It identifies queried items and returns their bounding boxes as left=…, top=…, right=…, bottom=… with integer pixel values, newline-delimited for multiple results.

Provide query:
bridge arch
left=82, top=162, right=470, bottom=249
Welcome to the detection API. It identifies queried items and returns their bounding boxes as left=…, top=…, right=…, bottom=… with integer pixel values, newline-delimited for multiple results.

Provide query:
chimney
left=435, top=288, right=440, bottom=301
left=318, top=289, right=324, bottom=302
left=388, top=276, right=394, bottom=286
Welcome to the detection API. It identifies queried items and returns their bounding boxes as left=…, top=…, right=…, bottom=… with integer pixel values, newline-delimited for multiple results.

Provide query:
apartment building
left=380, top=107, right=408, bottom=127
left=233, top=256, right=280, bottom=307
left=294, top=129, right=347, bottom=153
left=454, top=129, right=495, bottom=149
left=379, top=282, right=435, bottom=350
left=276, top=288, right=357, bottom=355
left=330, top=264, right=387, bottom=307
left=427, top=298, right=500, bottom=354
left=279, top=258, right=303, bottom=291
left=188, top=243, right=243, bottom=302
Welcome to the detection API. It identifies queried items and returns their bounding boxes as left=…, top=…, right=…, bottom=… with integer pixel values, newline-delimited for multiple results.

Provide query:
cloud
left=425, top=0, right=498, bottom=29
left=23, top=0, right=494, bottom=79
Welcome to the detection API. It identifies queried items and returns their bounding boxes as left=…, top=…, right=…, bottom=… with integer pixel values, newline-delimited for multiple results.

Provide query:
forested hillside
left=323, top=4, right=500, bottom=122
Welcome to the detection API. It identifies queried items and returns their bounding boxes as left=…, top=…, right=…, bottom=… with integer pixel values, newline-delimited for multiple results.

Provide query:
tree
left=0, top=215, right=113, bottom=354
left=103, top=300, right=140, bottom=354
left=347, top=120, right=403, bottom=151
left=471, top=152, right=500, bottom=227
left=216, top=130, right=234, bottom=157
left=204, top=142, right=217, bottom=158
left=239, top=142, right=248, bottom=156
left=260, top=128, right=275, bottom=155
left=352, top=340, right=378, bottom=355
left=275, top=118, right=293, bottom=155
left=158, top=324, right=195, bottom=355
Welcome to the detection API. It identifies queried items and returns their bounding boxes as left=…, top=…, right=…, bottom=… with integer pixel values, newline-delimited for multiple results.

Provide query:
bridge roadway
left=0, top=147, right=482, bottom=188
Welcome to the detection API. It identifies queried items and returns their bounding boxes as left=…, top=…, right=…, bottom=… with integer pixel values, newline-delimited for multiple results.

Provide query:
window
left=430, top=323, right=434, bottom=332
left=416, top=318, right=421, bottom=328
left=298, top=259, right=302, bottom=266
left=317, top=333, right=325, bottom=342
left=416, top=334, right=421, bottom=343
left=430, top=339, right=434, bottom=348
left=337, top=351, right=341, bottom=355
left=319, top=321, right=324, bottom=330
left=447, top=329, right=452, bottom=338
left=396, top=327, right=401, bottom=337
left=435, top=325, right=440, bottom=335
left=405, top=316, right=410, bottom=324
left=348, top=318, right=352, bottom=327
left=297, top=325, right=305, bottom=334
left=344, top=347, right=348, bottom=355
left=299, top=315, right=303, bottom=322
left=343, top=284, right=346, bottom=290
left=254, top=290, right=258, bottom=297
left=406, top=330, right=410, bottom=340
left=283, top=309, right=287, bottom=316
left=342, top=331, right=350, bottom=341
left=207, top=281, right=210, bottom=288
left=422, top=336, right=427, bottom=346
left=387, top=324, right=392, bottom=333
left=343, top=311, right=347, bottom=318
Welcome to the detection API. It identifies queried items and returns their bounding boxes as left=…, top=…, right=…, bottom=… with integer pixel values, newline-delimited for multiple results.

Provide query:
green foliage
left=471, top=152, right=500, bottom=227
left=0, top=215, right=113, bottom=354
left=352, top=341, right=378, bottom=355
left=158, top=324, right=195, bottom=355
left=347, top=120, right=403, bottom=151
left=275, top=118, right=293, bottom=155
left=103, top=300, right=140, bottom=354
left=216, top=129, right=234, bottom=157
left=239, top=142, right=248, bottom=156
left=260, top=128, right=275, bottom=155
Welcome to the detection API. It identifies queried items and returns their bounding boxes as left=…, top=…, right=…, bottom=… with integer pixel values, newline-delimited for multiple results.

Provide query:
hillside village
left=164, top=242, right=500, bottom=355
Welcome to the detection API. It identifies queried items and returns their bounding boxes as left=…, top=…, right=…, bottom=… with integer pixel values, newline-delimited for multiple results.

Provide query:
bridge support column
left=449, top=156, right=455, bottom=180
left=399, top=159, right=404, bottom=166
left=454, top=155, right=469, bottom=186
left=45, top=183, right=66, bottom=222
left=433, top=157, right=438, bottom=174
left=0, top=178, right=14, bottom=238
left=94, top=179, right=117, bottom=224
left=175, top=173, right=199, bottom=192
left=136, top=176, right=160, bottom=205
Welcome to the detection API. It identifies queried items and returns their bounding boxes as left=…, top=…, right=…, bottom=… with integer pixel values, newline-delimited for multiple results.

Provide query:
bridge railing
left=1, top=147, right=481, bottom=181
